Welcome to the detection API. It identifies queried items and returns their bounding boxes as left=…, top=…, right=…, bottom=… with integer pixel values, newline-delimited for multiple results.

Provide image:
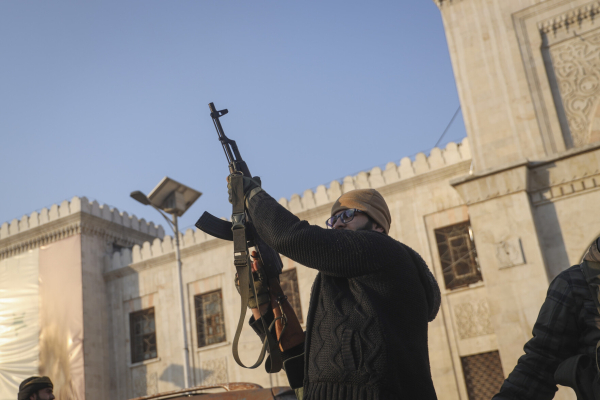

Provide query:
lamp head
left=130, top=191, right=151, bottom=206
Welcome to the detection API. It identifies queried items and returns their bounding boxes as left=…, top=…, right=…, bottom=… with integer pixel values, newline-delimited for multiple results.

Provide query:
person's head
left=327, top=189, right=391, bottom=234
left=18, top=377, right=54, bottom=400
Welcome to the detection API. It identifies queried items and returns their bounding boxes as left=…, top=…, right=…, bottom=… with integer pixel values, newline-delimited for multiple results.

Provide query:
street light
left=130, top=177, right=202, bottom=389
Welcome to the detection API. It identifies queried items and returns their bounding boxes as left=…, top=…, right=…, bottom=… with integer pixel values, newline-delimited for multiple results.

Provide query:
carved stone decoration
left=200, top=357, right=228, bottom=386
left=496, top=238, right=526, bottom=269
left=550, top=30, right=600, bottom=147
left=133, top=375, right=145, bottom=399
left=147, top=372, right=158, bottom=396
left=454, top=299, right=494, bottom=340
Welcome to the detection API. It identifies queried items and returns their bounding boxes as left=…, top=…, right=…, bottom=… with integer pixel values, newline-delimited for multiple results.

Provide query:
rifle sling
left=229, top=175, right=283, bottom=373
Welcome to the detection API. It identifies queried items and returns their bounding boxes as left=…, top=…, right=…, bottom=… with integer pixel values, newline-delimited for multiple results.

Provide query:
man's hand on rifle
left=235, top=251, right=305, bottom=351
left=227, top=175, right=262, bottom=204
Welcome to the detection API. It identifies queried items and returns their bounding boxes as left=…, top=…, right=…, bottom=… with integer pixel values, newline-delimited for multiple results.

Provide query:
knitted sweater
left=247, top=190, right=439, bottom=400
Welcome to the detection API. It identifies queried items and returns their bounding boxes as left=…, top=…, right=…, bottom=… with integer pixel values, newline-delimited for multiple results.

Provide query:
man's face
left=31, top=387, right=55, bottom=400
left=331, top=210, right=384, bottom=233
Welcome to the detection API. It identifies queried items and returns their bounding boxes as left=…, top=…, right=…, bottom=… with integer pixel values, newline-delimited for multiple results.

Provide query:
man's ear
left=29, top=393, right=37, bottom=400
left=372, top=223, right=385, bottom=234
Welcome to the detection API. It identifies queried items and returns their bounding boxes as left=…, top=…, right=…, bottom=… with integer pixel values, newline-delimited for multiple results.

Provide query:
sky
left=0, top=1, right=466, bottom=234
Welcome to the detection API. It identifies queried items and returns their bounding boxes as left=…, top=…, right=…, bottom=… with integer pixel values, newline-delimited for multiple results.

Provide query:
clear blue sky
left=0, top=1, right=466, bottom=233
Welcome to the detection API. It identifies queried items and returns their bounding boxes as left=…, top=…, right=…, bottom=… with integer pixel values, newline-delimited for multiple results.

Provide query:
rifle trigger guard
left=231, top=213, right=246, bottom=230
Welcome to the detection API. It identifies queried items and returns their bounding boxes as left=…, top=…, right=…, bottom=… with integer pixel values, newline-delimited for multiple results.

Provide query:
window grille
left=195, top=290, right=226, bottom=348
left=280, top=268, right=303, bottom=324
left=435, top=221, right=482, bottom=290
left=461, top=351, right=505, bottom=400
left=130, top=307, right=157, bottom=363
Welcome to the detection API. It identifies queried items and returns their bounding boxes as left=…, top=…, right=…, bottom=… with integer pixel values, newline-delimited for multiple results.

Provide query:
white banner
left=0, top=250, right=41, bottom=400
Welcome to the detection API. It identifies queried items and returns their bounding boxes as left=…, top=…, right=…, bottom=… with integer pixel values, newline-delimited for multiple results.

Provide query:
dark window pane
left=435, top=221, right=482, bottom=290
left=195, top=290, right=226, bottom=348
left=461, top=351, right=504, bottom=400
left=280, top=268, right=303, bottom=324
left=129, top=307, right=157, bottom=364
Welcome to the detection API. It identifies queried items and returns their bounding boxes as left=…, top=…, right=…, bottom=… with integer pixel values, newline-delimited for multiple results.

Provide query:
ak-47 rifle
left=195, top=103, right=284, bottom=373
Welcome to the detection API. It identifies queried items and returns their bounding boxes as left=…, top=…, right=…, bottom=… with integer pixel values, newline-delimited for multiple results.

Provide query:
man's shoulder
left=550, top=264, right=591, bottom=303
left=553, top=264, right=585, bottom=286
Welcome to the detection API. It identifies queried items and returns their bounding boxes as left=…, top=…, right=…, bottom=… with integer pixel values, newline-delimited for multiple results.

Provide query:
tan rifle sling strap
left=229, top=174, right=283, bottom=373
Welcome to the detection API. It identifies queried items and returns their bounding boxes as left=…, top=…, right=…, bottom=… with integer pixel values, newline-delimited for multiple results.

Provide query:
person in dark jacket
left=232, top=177, right=441, bottom=400
left=18, top=377, right=54, bottom=400
left=493, top=238, right=600, bottom=400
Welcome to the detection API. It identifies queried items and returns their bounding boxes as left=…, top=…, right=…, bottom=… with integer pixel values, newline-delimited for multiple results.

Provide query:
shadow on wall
left=129, top=363, right=221, bottom=399
left=530, top=163, right=571, bottom=281
left=159, top=364, right=217, bottom=386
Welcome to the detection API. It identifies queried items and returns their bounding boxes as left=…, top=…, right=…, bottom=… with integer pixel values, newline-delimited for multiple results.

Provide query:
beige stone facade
left=2, top=0, right=600, bottom=399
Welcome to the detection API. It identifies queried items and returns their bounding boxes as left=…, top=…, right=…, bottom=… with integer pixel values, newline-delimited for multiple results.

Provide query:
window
left=130, top=307, right=157, bottom=363
left=461, top=351, right=505, bottom=400
left=195, top=290, right=226, bottom=348
left=280, top=268, right=303, bottom=324
left=435, top=221, right=482, bottom=290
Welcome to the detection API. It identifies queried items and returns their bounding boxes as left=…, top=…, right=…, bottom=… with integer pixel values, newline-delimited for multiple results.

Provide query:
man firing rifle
left=231, top=179, right=441, bottom=400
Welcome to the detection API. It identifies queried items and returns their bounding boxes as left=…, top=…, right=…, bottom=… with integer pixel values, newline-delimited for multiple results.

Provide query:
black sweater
left=248, top=190, right=439, bottom=400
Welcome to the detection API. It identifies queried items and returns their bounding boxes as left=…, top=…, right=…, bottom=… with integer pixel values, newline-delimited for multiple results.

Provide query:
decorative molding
left=132, top=370, right=158, bottom=398
left=451, top=162, right=530, bottom=206
left=454, top=299, right=494, bottom=340
left=452, top=142, right=600, bottom=206
left=530, top=172, right=600, bottom=205
left=199, top=357, right=228, bottom=386
left=549, top=29, right=600, bottom=147
left=512, top=0, right=582, bottom=156
left=0, top=218, right=82, bottom=260
left=538, top=2, right=600, bottom=34
left=0, top=212, right=161, bottom=261
left=0, top=196, right=164, bottom=242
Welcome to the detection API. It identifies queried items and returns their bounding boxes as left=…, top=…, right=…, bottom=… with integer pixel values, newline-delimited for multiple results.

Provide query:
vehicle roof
left=128, top=383, right=294, bottom=400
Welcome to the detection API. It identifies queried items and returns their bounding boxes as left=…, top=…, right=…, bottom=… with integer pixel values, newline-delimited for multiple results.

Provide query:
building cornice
left=104, top=235, right=228, bottom=281
left=1, top=196, right=163, bottom=242
left=0, top=212, right=161, bottom=261
left=538, top=1, right=600, bottom=34
left=450, top=142, right=600, bottom=206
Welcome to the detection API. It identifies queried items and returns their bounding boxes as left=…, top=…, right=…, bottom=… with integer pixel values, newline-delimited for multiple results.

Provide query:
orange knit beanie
left=331, top=189, right=391, bottom=234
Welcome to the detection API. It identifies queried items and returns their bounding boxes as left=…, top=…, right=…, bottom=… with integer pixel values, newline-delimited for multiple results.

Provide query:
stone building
left=0, top=199, right=163, bottom=399
left=1, top=0, right=600, bottom=399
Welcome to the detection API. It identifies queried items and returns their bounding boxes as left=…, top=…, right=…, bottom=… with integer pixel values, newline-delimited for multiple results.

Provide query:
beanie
left=331, top=189, right=391, bottom=234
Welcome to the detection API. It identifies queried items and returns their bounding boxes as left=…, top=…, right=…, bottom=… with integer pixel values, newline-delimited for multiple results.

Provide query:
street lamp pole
left=130, top=177, right=202, bottom=390
left=171, top=213, right=191, bottom=389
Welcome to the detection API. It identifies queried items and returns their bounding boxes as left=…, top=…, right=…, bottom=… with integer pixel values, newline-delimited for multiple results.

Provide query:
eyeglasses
left=326, top=209, right=365, bottom=228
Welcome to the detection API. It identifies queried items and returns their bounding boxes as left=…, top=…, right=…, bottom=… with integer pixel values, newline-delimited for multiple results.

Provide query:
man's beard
left=356, top=219, right=374, bottom=231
